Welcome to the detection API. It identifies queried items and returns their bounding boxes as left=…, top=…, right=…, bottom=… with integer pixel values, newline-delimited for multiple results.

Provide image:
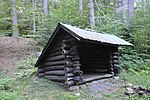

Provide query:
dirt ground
left=0, top=36, right=35, bottom=76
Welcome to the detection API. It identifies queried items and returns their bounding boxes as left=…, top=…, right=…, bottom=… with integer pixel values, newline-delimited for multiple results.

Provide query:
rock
left=75, top=93, right=80, bottom=96
left=68, top=86, right=79, bottom=91
left=126, top=83, right=133, bottom=88
left=113, top=76, right=119, bottom=80
left=139, top=86, right=145, bottom=91
left=125, top=87, right=135, bottom=95
left=138, top=91, right=144, bottom=95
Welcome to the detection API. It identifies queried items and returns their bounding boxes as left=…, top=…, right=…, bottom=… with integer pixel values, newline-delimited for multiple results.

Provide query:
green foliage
left=120, top=53, right=150, bottom=74
left=17, top=55, right=37, bottom=79
left=0, top=78, right=14, bottom=90
left=0, top=91, right=21, bottom=100
left=122, top=72, right=150, bottom=88
left=36, top=0, right=90, bottom=46
left=0, top=68, right=21, bottom=100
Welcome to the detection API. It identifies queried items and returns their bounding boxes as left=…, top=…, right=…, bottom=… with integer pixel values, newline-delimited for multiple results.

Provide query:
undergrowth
left=0, top=52, right=149, bottom=100
left=0, top=69, right=21, bottom=100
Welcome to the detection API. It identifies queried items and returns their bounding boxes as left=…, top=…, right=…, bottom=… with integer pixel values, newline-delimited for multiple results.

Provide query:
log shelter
left=35, top=23, right=133, bottom=88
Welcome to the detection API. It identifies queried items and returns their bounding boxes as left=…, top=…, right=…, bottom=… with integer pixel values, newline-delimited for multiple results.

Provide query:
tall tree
left=128, top=0, right=134, bottom=19
left=43, top=0, right=49, bottom=15
left=122, top=0, right=127, bottom=24
left=89, top=0, right=95, bottom=26
left=79, top=0, right=83, bottom=16
left=114, top=0, right=118, bottom=17
left=32, top=0, right=36, bottom=32
left=12, top=0, right=19, bottom=37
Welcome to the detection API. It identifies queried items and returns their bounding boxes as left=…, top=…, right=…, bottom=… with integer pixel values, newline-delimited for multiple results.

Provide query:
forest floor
left=0, top=37, right=35, bottom=76
left=0, top=36, right=149, bottom=100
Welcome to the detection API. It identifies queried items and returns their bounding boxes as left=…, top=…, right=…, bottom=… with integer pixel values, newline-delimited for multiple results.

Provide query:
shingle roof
left=60, top=23, right=133, bottom=46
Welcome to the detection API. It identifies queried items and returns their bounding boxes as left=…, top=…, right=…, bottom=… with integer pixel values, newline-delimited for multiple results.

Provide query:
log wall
left=37, top=31, right=117, bottom=88
left=37, top=33, right=83, bottom=87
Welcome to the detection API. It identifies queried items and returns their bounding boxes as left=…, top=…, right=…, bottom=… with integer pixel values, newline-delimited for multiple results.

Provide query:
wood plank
left=45, top=70, right=65, bottom=76
left=47, top=51, right=63, bottom=57
left=44, top=65, right=64, bottom=71
left=45, top=61, right=65, bottom=66
left=46, top=55, right=65, bottom=61
left=79, top=74, right=113, bottom=84
left=44, top=75, right=65, bottom=82
left=61, top=44, right=72, bottom=50
left=65, top=73, right=74, bottom=77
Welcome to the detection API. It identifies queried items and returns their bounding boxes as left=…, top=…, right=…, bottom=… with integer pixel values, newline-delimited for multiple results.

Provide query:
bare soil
left=0, top=36, right=36, bottom=76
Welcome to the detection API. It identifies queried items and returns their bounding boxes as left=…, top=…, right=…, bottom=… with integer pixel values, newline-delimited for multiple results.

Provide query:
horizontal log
left=65, top=55, right=74, bottom=59
left=45, top=61, right=65, bottom=66
left=49, top=41, right=62, bottom=49
left=81, top=65, right=108, bottom=69
left=113, top=65, right=119, bottom=68
left=65, top=80, right=75, bottom=87
left=38, top=68, right=45, bottom=73
left=65, top=73, right=74, bottom=77
left=38, top=65, right=45, bottom=68
left=66, top=77, right=74, bottom=81
left=37, top=73, right=45, bottom=77
left=82, top=63, right=108, bottom=66
left=62, top=34, right=73, bottom=39
left=71, top=52, right=78, bottom=56
left=112, top=60, right=119, bottom=64
left=63, top=36, right=77, bottom=42
left=74, top=76, right=83, bottom=83
left=73, top=64, right=81, bottom=67
left=62, top=40, right=76, bottom=44
left=73, top=70, right=83, bottom=75
left=47, top=51, right=63, bottom=57
left=48, top=47, right=62, bottom=54
left=73, top=61, right=80, bottom=64
left=45, top=60, right=80, bottom=67
left=45, top=70, right=65, bottom=76
left=111, top=57, right=119, bottom=60
left=61, top=44, right=72, bottom=50
left=65, top=67, right=74, bottom=73
left=64, top=61, right=73, bottom=66
left=44, top=75, right=65, bottom=82
left=62, top=49, right=71, bottom=55
left=46, top=55, right=65, bottom=61
left=82, top=69, right=109, bottom=73
left=72, top=57, right=80, bottom=61
left=112, top=52, right=119, bottom=56
left=44, top=65, right=64, bottom=71
left=80, top=74, right=113, bottom=85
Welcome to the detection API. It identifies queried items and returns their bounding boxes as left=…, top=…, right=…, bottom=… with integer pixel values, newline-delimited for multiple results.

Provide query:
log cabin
left=35, top=23, right=133, bottom=88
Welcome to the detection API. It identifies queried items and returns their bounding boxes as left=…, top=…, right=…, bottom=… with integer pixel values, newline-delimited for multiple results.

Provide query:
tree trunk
left=89, top=0, right=95, bottom=26
left=79, top=0, right=83, bottom=16
left=32, top=0, right=36, bottom=32
left=12, top=0, right=19, bottom=38
left=43, top=0, right=48, bottom=15
left=114, top=0, right=118, bottom=18
left=128, top=0, right=134, bottom=20
left=122, top=0, right=127, bottom=24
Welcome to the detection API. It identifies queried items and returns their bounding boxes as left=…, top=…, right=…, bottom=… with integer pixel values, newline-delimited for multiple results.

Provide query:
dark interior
left=78, top=42, right=112, bottom=82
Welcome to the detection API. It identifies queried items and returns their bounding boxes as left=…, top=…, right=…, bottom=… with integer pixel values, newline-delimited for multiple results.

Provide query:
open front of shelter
left=35, top=23, right=133, bottom=88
